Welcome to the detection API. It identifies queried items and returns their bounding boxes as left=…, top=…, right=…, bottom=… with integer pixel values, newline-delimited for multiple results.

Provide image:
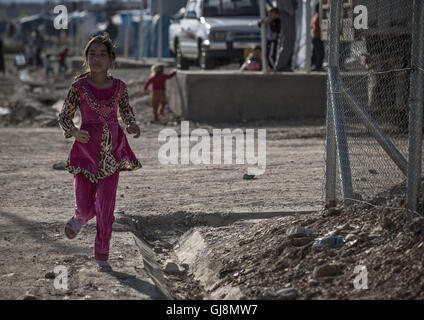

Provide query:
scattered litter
left=313, top=235, right=345, bottom=248
left=286, top=226, right=311, bottom=238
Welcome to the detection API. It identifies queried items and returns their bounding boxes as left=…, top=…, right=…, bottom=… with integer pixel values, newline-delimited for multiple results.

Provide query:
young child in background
left=58, top=33, right=142, bottom=272
left=240, top=46, right=262, bottom=71
left=143, top=65, right=176, bottom=121
left=311, top=3, right=325, bottom=71
left=258, top=7, right=281, bottom=70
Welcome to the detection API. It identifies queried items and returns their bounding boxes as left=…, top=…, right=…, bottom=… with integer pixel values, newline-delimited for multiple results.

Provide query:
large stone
left=276, top=288, right=298, bottom=299
left=313, top=264, right=344, bottom=278
left=163, top=260, right=183, bottom=275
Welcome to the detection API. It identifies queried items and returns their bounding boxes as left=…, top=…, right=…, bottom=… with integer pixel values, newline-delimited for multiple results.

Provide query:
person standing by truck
left=311, top=3, right=324, bottom=71
left=258, top=7, right=281, bottom=70
left=275, top=0, right=298, bottom=72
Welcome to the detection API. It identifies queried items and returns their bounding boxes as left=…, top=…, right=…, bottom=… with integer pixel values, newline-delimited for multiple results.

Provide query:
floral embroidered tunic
left=58, top=75, right=142, bottom=184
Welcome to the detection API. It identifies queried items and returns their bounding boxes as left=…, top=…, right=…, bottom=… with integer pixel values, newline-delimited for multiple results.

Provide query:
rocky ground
left=0, top=53, right=423, bottom=300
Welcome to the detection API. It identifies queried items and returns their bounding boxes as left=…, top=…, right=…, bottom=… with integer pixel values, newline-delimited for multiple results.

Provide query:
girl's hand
left=73, top=129, right=90, bottom=143
left=127, top=122, right=141, bottom=138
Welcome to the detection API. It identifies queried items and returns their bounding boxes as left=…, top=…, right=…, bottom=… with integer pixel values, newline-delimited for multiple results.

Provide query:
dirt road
left=0, top=64, right=326, bottom=299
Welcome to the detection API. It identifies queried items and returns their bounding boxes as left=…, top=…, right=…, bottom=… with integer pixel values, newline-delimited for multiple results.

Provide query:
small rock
left=327, top=207, right=341, bottom=216
left=369, top=169, right=378, bottom=174
left=163, top=260, right=183, bottom=275
left=313, top=264, right=344, bottom=278
left=346, top=239, right=359, bottom=247
left=308, top=279, right=319, bottom=287
left=52, top=162, right=66, bottom=170
left=243, top=173, right=255, bottom=180
left=345, top=233, right=358, bottom=241
left=1, top=273, right=15, bottom=278
left=45, top=271, right=56, bottom=279
left=153, top=246, right=163, bottom=253
left=325, top=200, right=337, bottom=209
left=260, top=288, right=278, bottom=300
left=23, top=291, right=39, bottom=300
left=276, top=288, right=298, bottom=299
left=408, top=217, right=424, bottom=234
left=291, top=237, right=312, bottom=247
left=286, top=226, right=311, bottom=238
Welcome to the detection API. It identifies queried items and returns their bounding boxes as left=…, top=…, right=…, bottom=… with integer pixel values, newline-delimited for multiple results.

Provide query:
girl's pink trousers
left=74, top=170, right=120, bottom=261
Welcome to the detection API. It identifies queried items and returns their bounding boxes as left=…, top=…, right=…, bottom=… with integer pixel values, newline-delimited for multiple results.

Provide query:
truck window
left=204, top=0, right=259, bottom=17
left=186, top=1, right=197, bottom=16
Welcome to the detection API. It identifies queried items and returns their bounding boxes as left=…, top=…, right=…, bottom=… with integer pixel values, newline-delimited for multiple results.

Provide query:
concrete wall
left=168, top=71, right=328, bottom=123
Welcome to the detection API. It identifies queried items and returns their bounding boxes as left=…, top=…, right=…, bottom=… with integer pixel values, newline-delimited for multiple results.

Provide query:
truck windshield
left=203, top=0, right=260, bottom=17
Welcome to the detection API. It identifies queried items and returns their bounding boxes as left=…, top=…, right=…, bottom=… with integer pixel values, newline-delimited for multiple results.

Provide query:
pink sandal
left=64, top=216, right=81, bottom=239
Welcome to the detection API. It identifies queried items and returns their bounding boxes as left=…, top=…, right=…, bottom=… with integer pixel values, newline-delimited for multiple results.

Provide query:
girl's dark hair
left=315, top=3, right=320, bottom=13
left=75, top=32, right=116, bottom=80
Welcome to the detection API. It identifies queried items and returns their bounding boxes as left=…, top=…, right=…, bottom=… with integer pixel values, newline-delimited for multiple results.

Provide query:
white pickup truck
left=168, top=0, right=261, bottom=69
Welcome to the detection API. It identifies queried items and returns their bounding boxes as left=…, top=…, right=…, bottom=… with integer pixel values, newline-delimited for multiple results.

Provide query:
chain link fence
left=323, top=0, right=423, bottom=215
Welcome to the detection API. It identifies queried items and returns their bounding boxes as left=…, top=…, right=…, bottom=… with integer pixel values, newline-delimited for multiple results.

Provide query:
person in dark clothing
left=258, top=7, right=281, bottom=70
left=311, top=3, right=325, bottom=71
left=275, top=0, right=298, bottom=71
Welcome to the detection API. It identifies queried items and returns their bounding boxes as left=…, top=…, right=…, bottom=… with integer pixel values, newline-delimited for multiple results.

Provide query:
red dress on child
left=58, top=75, right=142, bottom=184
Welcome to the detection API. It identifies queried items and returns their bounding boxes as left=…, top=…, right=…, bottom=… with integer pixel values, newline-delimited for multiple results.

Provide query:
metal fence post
left=305, top=0, right=312, bottom=73
left=407, top=0, right=424, bottom=220
left=259, top=0, right=269, bottom=73
left=138, top=1, right=144, bottom=59
left=325, top=78, right=337, bottom=205
left=328, top=0, right=354, bottom=206
left=158, top=0, right=163, bottom=59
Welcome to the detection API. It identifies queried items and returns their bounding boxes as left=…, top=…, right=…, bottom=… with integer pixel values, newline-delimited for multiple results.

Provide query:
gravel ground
left=1, top=54, right=422, bottom=300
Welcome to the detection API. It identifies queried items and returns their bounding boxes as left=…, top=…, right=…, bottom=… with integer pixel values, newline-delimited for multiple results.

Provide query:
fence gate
left=323, top=0, right=424, bottom=221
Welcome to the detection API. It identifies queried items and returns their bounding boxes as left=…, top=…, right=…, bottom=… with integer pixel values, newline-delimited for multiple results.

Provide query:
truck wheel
left=176, top=42, right=189, bottom=70
left=199, top=45, right=215, bottom=70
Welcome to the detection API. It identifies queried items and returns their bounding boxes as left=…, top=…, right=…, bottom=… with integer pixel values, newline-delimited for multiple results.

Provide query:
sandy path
left=0, top=120, right=325, bottom=299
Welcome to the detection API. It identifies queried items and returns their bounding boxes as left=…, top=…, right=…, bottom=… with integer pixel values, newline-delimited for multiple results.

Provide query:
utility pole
left=124, top=1, right=130, bottom=58
left=138, top=0, right=144, bottom=59
left=305, top=0, right=312, bottom=73
left=259, top=0, right=268, bottom=73
left=157, top=0, right=163, bottom=59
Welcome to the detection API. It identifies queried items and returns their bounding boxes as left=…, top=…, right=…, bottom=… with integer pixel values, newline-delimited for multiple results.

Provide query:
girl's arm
left=119, top=87, right=141, bottom=138
left=58, top=85, right=79, bottom=138
left=119, top=87, right=137, bottom=125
